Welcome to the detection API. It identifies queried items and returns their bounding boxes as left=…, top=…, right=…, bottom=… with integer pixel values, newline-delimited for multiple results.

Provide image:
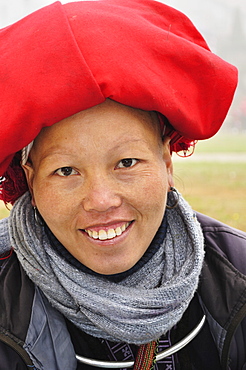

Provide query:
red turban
left=0, top=0, right=238, bottom=176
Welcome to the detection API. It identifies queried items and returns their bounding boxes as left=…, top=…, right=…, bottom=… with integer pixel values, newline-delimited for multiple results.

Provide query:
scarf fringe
left=133, top=340, right=159, bottom=370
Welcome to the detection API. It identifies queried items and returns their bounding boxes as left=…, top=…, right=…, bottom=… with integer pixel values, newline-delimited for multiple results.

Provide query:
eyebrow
left=36, top=138, right=153, bottom=165
left=38, top=138, right=151, bottom=161
left=35, top=149, right=74, bottom=163
left=107, top=138, right=151, bottom=153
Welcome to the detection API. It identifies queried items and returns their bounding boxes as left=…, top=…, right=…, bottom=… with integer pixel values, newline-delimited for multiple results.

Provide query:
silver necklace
left=76, top=315, right=206, bottom=368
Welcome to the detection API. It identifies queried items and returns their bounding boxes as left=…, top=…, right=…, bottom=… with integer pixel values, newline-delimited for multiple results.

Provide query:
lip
left=79, top=220, right=134, bottom=245
left=82, top=220, right=133, bottom=233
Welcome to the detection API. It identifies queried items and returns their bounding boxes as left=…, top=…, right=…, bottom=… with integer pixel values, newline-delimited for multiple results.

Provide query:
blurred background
left=0, top=0, right=245, bottom=230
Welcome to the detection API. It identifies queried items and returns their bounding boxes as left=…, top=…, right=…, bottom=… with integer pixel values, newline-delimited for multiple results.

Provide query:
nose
left=82, top=174, right=122, bottom=212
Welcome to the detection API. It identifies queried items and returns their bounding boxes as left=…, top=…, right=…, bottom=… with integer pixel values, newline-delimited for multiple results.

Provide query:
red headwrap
left=0, top=0, right=238, bottom=203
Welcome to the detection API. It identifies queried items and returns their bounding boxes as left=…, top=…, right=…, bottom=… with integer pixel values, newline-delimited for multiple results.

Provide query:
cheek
left=130, top=168, right=169, bottom=214
left=32, top=179, right=75, bottom=224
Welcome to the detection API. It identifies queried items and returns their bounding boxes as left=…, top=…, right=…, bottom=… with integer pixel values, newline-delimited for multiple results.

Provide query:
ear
left=21, top=163, right=36, bottom=207
left=162, top=136, right=174, bottom=188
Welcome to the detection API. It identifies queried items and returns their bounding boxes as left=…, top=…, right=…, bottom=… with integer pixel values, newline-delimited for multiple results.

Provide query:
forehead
left=33, top=100, right=160, bottom=150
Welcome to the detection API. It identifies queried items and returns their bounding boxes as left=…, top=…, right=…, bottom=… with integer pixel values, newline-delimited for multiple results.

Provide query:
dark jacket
left=0, top=213, right=245, bottom=370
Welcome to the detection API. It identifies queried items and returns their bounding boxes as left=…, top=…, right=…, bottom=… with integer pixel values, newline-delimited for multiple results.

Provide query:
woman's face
left=23, top=100, right=173, bottom=274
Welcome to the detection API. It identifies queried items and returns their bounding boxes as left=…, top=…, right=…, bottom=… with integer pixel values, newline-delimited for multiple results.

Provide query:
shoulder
left=196, top=212, right=246, bottom=275
left=0, top=251, right=35, bottom=367
left=196, top=211, right=246, bottom=239
left=196, top=213, right=246, bottom=369
left=0, top=252, right=35, bottom=332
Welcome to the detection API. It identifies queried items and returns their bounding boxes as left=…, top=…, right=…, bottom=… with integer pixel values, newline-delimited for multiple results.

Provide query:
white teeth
left=85, top=222, right=131, bottom=240
left=98, top=230, right=107, bottom=240
left=115, top=227, right=122, bottom=236
left=92, top=231, right=99, bottom=239
left=107, top=229, right=116, bottom=239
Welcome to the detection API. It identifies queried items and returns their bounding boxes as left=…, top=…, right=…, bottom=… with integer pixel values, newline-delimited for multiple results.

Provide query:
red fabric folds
left=0, top=0, right=238, bottom=177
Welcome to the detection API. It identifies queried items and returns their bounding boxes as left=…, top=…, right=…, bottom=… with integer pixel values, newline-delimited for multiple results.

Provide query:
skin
left=23, top=99, right=174, bottom=275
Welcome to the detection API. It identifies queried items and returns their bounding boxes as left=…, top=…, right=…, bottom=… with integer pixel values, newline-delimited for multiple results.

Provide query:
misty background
left=1, top=0, right=246, bottom=132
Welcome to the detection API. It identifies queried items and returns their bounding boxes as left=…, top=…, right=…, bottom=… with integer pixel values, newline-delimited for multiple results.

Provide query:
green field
left=1, top=133, right=246, bottom=231
left=173, top=161, right=246, bottom=231
left=0, top=203, right=10, bottom=219
left=192, top=131, right=246, bottom=154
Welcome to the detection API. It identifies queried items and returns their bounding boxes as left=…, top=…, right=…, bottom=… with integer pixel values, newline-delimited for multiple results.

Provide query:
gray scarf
left=8, top=191, right=204, bottom=345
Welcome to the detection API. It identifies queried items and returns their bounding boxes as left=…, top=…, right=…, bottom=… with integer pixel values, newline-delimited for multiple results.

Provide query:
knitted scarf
left=8, top=191, right=204, bottom=345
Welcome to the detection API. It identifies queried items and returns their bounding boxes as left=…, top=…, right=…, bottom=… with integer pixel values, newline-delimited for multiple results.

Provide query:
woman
left=0, top=1, right=245, bottom=369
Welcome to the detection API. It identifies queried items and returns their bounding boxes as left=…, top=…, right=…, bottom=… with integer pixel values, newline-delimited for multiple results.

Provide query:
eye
left=116, top=158, right=138, bottom=169
left=54, top=167, right=79, bottom=177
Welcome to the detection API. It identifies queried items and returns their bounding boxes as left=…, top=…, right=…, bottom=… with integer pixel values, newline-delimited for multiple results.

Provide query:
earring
left=33, top=206, right=44, bottom=226
left=166, top=187, right=179, bottom=209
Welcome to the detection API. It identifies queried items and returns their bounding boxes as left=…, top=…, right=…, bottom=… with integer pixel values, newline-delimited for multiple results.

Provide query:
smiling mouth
left=84, top=221, right=133, bottom=241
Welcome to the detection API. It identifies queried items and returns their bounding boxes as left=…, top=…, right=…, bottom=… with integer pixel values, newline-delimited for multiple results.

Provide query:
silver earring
left=33, top=206, right=43, bottom=226
left=166, top=187, right=179, bottom=209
